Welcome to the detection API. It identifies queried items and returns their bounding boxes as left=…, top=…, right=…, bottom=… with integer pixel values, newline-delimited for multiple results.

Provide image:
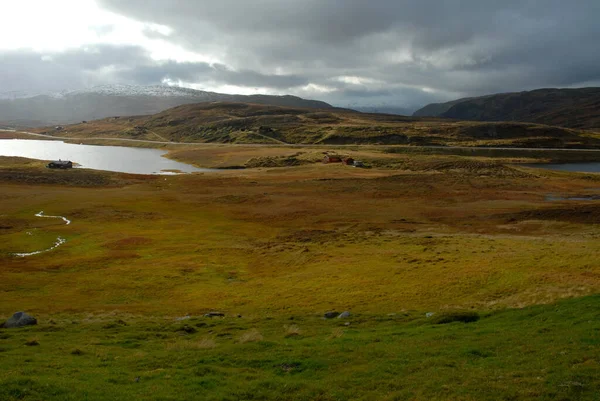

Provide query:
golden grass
left=1, top=152, right=600, bottom=319
left=329, top=328, right=345, bottom=339
left=284, top=324, right=301, bottom=337
left=167, top=337, right=217, bottom=350
left=238, top=329, right=264, bottom=343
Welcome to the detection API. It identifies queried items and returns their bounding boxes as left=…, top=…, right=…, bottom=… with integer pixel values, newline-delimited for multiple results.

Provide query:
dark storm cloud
left=0, top=51, right=82, bottom=94
left=0, top=45, right=309, bottom=95
left=0, top=46, right=166, bottom=93
left=211, top=64, right=309, bottom=89
left=95, top=0, right=600, bottom=108
left=55, top=45, right=150, bottom=70
left=4, top=1, right=600, bottom=110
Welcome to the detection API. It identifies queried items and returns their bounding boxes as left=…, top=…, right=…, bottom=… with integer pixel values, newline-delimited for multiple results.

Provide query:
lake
left=0, top=139, right=213, bottom=175
left=524, top=162, right=600, bottom=174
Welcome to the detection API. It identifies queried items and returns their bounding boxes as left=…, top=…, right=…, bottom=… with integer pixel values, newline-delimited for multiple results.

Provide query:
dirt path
left=147, top=129, right=171, bottom=142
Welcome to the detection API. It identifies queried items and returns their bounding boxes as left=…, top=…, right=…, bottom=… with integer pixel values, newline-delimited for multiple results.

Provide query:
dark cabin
left=47, top=160, right=73, bottom=169
left=323, top=155, right=342, bottom=164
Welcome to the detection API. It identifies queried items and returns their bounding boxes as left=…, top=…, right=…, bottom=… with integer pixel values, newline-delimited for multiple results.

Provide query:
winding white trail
left=35, top=211, right=71, bottom=225
left=13, top=211, right=70, bottom=257
left=14, top=237, right=67, bottom=257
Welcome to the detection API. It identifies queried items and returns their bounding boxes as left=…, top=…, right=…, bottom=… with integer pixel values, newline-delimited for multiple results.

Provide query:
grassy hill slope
left=0, top=86, right=333, bottom=127
left=413, top=87, right=600, bottom=131
left=36, top=102, right=600, bottom=148
left=1, top=295, right=598, bottom=401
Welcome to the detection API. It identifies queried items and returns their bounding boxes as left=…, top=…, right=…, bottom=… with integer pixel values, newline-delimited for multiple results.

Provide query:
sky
left=1, top=0, right=600, bottom=110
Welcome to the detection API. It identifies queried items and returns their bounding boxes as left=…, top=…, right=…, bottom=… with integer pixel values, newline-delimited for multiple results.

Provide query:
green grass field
left=1, top=296, right=599, bottom=400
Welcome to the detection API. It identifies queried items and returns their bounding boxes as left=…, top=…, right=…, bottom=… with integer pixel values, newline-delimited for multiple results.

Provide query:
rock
left=204, top=312, right=225, bottom=318
left=324, top=311, right=339, bottom=319
left=426, top=312, right=435, bottom=318
left=175, top=315, right=191, bottom=321
left=2, top=312, right=37, bottom=328
left=344, top=322, right=351, bottom=326
left=338, top=311, right=351, bottom=319
left=179, top=325, right=197, bottom=334
left=431, top=311, right=480, bottom=324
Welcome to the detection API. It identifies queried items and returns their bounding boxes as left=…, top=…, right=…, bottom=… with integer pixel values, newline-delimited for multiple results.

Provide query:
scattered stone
left=2, top=312, right=37, bottom=328
left=344, top=322, right=351, bottom=326
left=278, top=362, right=301, bottom=373
left=426, top=312, right=435, bottom=318
left=338, top=311, right=351, bottom=319
left=176, top=315, right=191, bottom=321
left=431, top=311, right=480, bottom=324
left=237, top=314, right=242, bottom=318
left=71, top=348, right=84, bottom=355
left=324, top=311, right=339, bottom=319
left=102, top=320, right=127, bottom=329
left=178, top=325, right=197, bottom=334
left=204, top=312, right=225, bottom=318
left=134, top=377, right=140, bottom=383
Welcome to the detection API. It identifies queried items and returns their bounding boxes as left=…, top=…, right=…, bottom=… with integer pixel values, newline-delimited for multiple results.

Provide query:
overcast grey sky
left=1, top=0, right=600, bottom=109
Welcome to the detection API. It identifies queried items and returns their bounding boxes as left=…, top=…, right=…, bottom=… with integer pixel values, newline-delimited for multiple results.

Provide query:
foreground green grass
left=1, top=295, right=599, bottom=400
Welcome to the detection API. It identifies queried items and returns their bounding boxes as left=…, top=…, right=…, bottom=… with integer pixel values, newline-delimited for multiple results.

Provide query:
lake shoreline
left=0, top=139, right=215, bottom=175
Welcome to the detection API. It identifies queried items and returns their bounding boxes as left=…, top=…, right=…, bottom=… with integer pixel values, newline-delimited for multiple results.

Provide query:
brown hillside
left=36, top=101, right=600, bottom=148
left=414, top=87, right=600, bottom=131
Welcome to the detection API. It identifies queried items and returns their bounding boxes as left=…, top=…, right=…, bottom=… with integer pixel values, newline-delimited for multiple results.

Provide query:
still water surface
left=0, top=139, right=212, bottom=174
left=525, top=162, right=600, bottom=173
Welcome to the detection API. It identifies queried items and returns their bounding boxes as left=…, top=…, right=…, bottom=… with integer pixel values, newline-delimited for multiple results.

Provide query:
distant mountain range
left=7, top=85, right=600, bottom=131
left=0, top=85, right=333, bottom=127
left=413, top=88, right=600, bottom=130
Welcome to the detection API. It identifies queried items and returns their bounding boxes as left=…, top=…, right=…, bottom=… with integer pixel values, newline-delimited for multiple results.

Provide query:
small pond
left=0, top=139, right=213, bottom=175
left=524, top=162, right=600, bottom=174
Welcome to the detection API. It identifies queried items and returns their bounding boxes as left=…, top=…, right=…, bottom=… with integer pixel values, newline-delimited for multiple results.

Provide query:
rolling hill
left=0, top=85, right=333, bottom=127
left=413, top=87, right=600, bottom=130
left=35, top=101, right=600, bottom=148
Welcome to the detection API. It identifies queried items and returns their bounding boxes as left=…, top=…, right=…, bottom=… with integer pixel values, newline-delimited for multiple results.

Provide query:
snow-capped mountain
left=0, top=85, right=333, bottom=127
left=59, top=84, right=211, bottom=98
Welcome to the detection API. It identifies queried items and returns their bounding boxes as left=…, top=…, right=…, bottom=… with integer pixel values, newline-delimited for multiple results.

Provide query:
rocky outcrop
left=2, top=311, right=37, bottom=328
